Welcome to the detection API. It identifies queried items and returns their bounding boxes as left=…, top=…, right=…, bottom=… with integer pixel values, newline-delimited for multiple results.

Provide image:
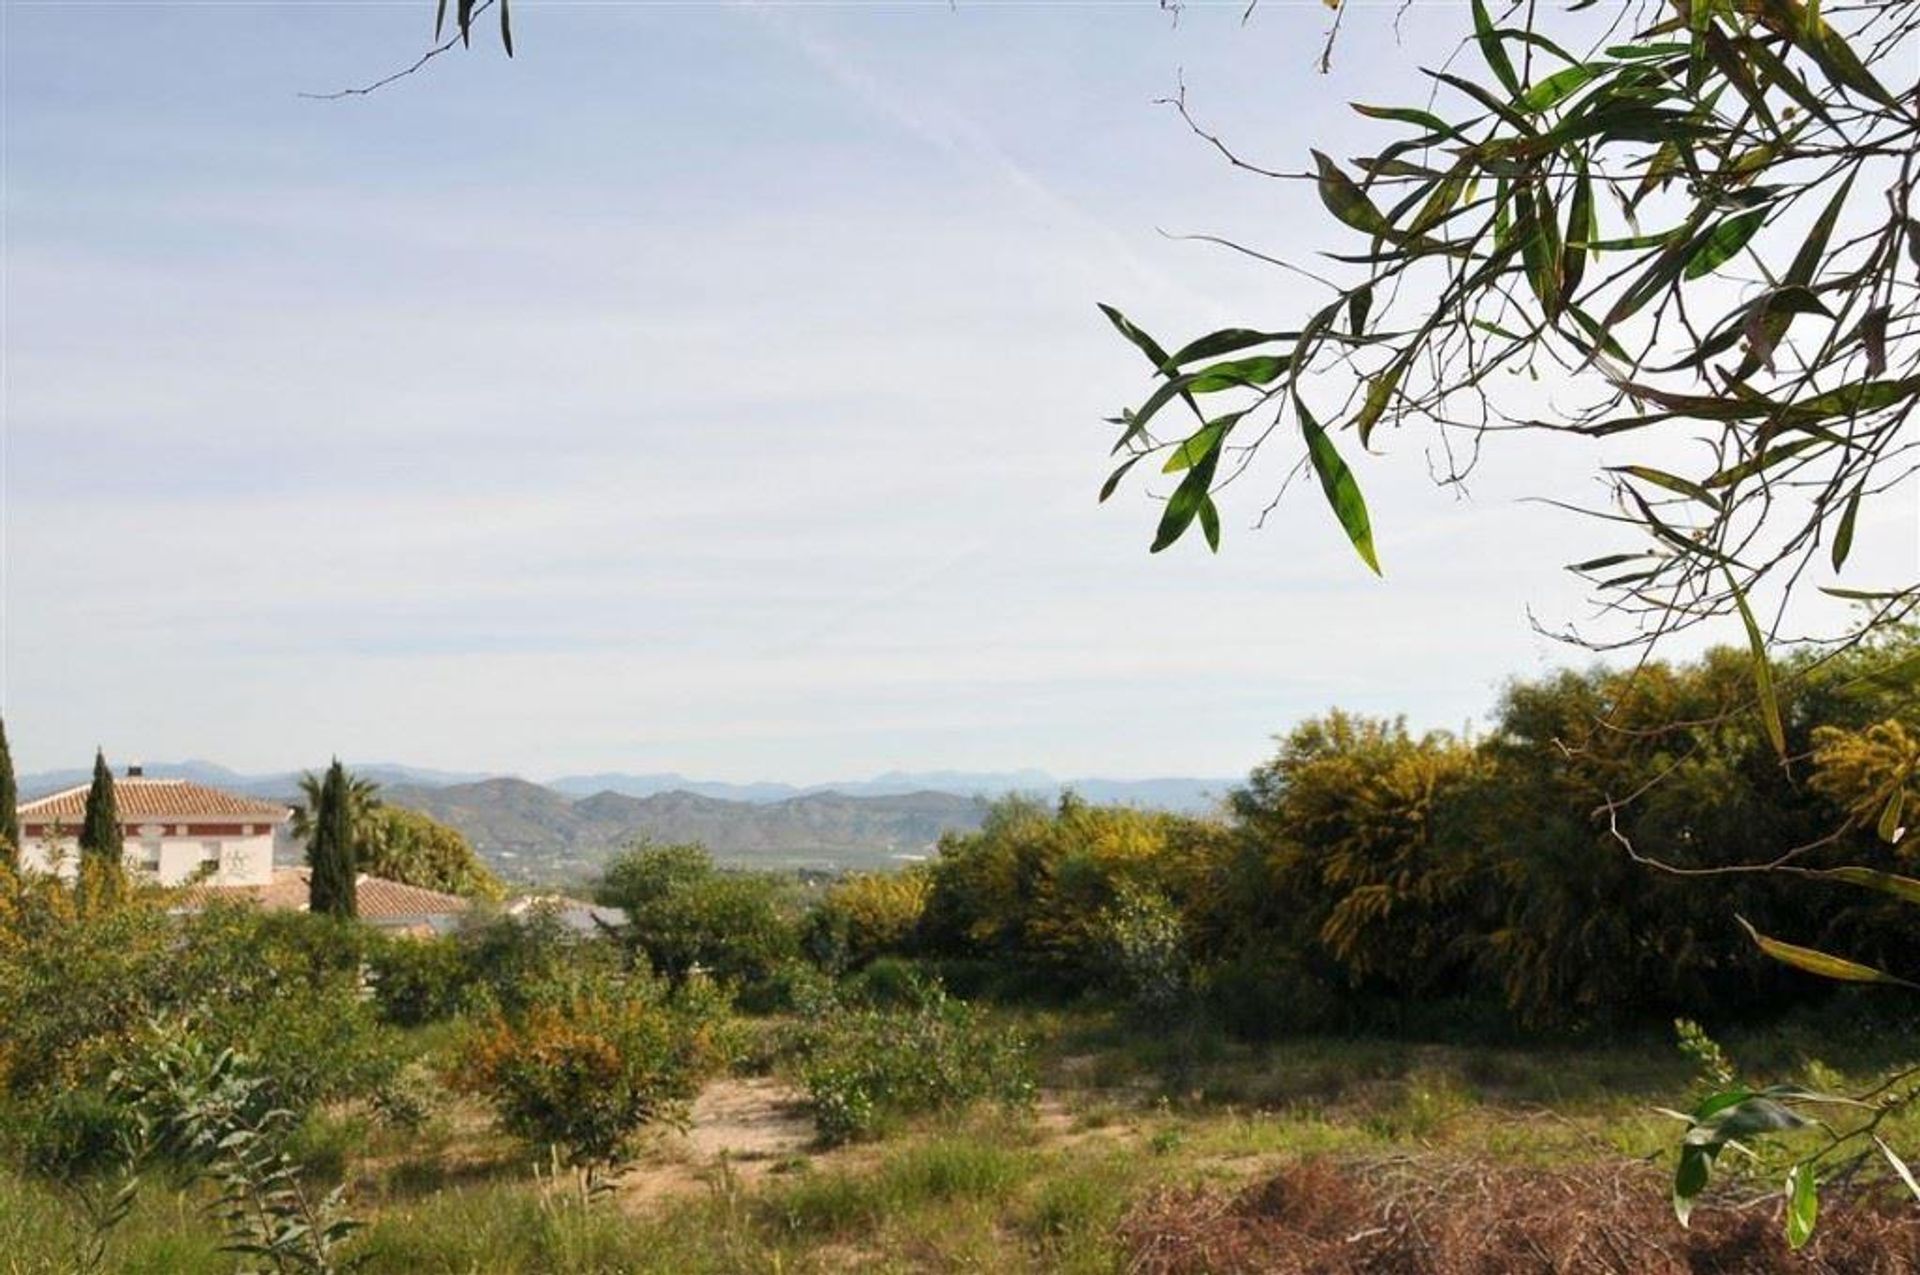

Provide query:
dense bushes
left=788, top=976, right=1035, bottom=1145
left=885, top=641, right=1920, bottom=1033
left=0, top=878, right=400, bottom=1110
left=596, top=843, right=799, bottom=987
left=802, top=869, right=931, bottom=971
left=360, top=806, right=506, bottom=901
left=918, top=794, right=1226, bottom=989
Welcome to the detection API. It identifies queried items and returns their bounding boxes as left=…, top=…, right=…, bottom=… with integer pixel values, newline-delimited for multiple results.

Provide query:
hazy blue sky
left=3, top=1, right=1912, bottom=782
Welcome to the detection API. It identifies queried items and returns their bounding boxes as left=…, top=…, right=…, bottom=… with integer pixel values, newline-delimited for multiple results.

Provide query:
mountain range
left=17, top=762, right=1236, bottom=883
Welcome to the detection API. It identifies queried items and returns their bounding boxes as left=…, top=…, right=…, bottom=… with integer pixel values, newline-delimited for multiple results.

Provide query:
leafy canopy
left=1099, top=0, right=1918, bottom=655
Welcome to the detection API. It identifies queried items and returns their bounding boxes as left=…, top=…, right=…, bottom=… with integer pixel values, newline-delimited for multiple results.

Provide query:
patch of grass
left=0, top=1171, right=228, bottom=1274
left=765, top=1134, right=1032, bottom=1240
left=883, top=1137, right=1028, bottom=1204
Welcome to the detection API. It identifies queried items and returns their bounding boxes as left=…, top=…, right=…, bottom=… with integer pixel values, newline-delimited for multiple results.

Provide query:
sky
left=2, top=0, right=1914, bottom=784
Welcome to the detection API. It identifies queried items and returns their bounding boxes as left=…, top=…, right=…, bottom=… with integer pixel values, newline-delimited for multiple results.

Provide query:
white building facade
left=17, top=769, right=290, bottom=887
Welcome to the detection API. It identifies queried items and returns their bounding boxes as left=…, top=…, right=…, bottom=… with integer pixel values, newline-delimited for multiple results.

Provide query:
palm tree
left=291, top=767, right=383, bottom=847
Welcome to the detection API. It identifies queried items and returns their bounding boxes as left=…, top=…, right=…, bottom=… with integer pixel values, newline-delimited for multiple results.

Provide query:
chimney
left=126, top=763, right=144, bottom=778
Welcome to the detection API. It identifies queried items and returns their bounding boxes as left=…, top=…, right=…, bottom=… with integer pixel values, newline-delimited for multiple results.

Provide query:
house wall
left=19, top=826, right=277, bottom=887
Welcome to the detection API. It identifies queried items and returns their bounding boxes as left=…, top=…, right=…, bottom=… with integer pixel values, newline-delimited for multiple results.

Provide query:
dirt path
left=617, top=1076, right=820, bottom=1208
left=616, top=1081, right=1139, bottom=1211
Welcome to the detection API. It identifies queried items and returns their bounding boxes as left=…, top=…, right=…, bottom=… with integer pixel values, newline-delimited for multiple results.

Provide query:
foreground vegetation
left=6, top=995, right=1920, bottom=1273
left=8, top=639, right=1920, bottom=1269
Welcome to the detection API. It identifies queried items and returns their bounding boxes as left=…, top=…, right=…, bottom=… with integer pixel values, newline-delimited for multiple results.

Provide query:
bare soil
left=617, top=1076, right=821, bottom=1208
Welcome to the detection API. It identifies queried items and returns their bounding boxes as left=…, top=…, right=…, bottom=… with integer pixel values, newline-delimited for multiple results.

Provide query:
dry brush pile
left=1120, top=1156, right=1920, bottom=1275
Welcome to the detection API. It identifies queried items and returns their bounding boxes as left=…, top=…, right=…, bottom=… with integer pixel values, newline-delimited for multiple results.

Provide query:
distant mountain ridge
left=380, top=778, right=995, bottom=880
left=16, top=761, right=1232, bottom=884
left=542, top=769, right=1231, bottom=810
left=21, top=762, right=1233, bottom=813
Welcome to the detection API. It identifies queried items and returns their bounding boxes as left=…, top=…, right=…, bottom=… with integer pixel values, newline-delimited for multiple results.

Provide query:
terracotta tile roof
left=181, top=869, right=472, bottom=922
left=353, top=874, right=472, bottom=920
left=20, top=778, right=290, bottom=823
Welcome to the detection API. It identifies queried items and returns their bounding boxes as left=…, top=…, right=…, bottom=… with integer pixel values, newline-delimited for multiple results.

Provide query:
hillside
left=380, top=778, right=991, bottom=881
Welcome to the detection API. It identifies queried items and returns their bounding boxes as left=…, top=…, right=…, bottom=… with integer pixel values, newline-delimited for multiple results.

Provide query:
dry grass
left=1120, top=1157, right=1920, bottom=1275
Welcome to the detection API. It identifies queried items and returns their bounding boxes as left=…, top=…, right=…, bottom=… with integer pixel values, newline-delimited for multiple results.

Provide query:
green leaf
left=1578, top=229, right=1689, bottom=251
left=1185, top=356, right=1290, bottom=394
left=1158, top=329, right=1291, bottom=373
left=1788, top=174, right=1854, bottom=288
left=1607, top=41, right=1691, bottom=59
left=1150, top=450, right=1221, bottom=553
left=1471, top=0, right=1522, bottom=96
left=1350, top=103, right=1454, bottom=135
left=1821, top=586, right=1918, bottom=602
left=1570, top=552, right=1658, bottom=572
left=1521, top=64, right=1601, bottom=111
left=1348, top=285, right=1374, bottom=337
left=1299, top=405, right=1382, bottom=575
left=1878, top=785, right=1906, bottom=844
left=1684, top=1094, right=1808, bottom=1147
left=1098, top=454, right=1145, bottom=504
left=1561, top=166, right=1594, bottom=306
left=1566, top=307, right=1630, bottom=362
left=1738, top=916, right=1918, bottom=987
left=1809, top=866, right=1920, bottom=904
left=1609, top=465, right=1723, bottom=511
left=1354, top=362, right=1404, bottom=449
left=1725, top=571, right=1786, bottom=762
left=1785, top=1163, right=1818, bottom=1250
left=1674, top=1144, right=1714, bottom=1226
left=1163, top=420, right=1230, bottom=474
left=1099, top=303, right=1173, bottom=370
left=1197, top=496, right=1222, bottom=552
left=1312, top=151, right=1393, bottom=239
left=1876, top=1139, right=1920, bottom=1202
left=1704, top=439, right=1820, bottom=489
left=1790, top=376, right=1920, bottom=422
left=1684, top=208, right=1766, bottom=279
left=1515, top=183, right=1563, bottom=317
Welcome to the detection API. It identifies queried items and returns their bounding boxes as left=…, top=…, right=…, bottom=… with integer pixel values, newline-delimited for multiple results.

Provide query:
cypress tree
left=77, top=748, right=124, bottom=874
left=307, top=759, right=358, bottom=919
left=0, top=716, right=18, bottom=870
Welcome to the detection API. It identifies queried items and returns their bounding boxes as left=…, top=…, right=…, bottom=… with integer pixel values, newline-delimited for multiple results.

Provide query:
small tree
left=0, top=716, right=19, bottom=870
left=453, top=972, right=722, bottom=1173
left=361, top=806, right=504, bottom=900
left=77, top=751, right=123, bottom=884
left=595, top=843, right=796, bottom=987
left=306, top=761, right=357, bottom=920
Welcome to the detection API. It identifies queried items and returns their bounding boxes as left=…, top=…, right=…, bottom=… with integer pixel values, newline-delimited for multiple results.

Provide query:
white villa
left=16, top=766, right=289, bottom=887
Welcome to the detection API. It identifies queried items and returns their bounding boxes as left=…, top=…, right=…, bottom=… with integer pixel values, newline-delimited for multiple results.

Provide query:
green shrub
left=596, top=844, right=798, bottom=988
left=15, top=1088, right=137, bottom=1180
left=366, top=935, right=472, bottom=1026
left=368, top=1060, right=446, bottom=1133
left=452, top=971, right=725, bottom=1168
left=846, top=956, right=934, bottom=1009
left=1204, top=953, right=1344, bottom=1041
left=801, top=870, right=930, bottom=971
left=112, top=1026, right=363, bottom=1272
left=792, top=979, right=1035, bottom=1145
left=731, top=959, right=835, bottom=1016
left=195, top=980, right=402, bottom=1116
